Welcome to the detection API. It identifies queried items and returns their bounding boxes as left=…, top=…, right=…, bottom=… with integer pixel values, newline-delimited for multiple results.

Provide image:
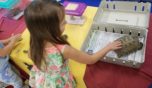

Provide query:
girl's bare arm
left=63, top=41, right=121, bottom=64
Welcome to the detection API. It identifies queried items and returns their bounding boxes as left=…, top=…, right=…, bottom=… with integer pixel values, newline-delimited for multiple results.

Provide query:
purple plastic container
left=63, top=1, right=87, bottom=16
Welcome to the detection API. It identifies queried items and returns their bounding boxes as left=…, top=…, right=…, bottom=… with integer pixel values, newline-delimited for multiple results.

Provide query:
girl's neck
left=45, top=42, right=54, bottom=48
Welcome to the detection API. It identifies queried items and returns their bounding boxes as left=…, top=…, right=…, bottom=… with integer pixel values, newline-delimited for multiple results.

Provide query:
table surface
left=10, top=6, right=98, bottom=88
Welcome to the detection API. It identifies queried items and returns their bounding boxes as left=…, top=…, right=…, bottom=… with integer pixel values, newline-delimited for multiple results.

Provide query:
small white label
left=65, top=3, right=78, bottom=10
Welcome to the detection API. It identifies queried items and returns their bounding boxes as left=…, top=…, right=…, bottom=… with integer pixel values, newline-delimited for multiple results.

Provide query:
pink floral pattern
left=29, top=45, right=76, bottom=88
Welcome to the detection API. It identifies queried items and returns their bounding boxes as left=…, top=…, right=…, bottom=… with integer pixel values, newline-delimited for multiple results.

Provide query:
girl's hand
left=10, top=34, right=22, bottom=44
left=106, top=41, right=122, bottom=51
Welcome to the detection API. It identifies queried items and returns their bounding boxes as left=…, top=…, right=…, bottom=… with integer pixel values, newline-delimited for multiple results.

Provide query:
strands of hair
left=24, top=0, right=69, bottom=69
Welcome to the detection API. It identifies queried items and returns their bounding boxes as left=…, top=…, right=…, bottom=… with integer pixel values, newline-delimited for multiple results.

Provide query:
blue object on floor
left=151, top=4, right=152, bottom=13
left=109, top=0, right=140, bottom=1
left=149, top=83, right=152, bottom=88
left=141, top=0, right=152, bottom=3
left=62, top=0, right=101, bottom=7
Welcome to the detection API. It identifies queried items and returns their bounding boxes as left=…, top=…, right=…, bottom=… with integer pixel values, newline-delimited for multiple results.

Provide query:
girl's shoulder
left=45, top=44, right=66, bottom=54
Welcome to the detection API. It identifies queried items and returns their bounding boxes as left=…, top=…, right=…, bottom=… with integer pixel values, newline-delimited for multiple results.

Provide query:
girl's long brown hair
left=24, top=0, right=69, bottom=69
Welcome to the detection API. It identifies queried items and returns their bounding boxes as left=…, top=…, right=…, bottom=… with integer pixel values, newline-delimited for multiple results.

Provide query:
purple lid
left=63, top=1, right=87, bottom=16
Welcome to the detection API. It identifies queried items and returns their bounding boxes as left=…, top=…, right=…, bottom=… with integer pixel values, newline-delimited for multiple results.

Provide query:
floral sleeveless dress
left=29, top=45, right=76, bottom=88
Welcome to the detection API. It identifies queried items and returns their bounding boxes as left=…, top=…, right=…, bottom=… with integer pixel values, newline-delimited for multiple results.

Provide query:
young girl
left=24, top=0, right=122, bottom=88
left=0, top=34, right=23, bottom=88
